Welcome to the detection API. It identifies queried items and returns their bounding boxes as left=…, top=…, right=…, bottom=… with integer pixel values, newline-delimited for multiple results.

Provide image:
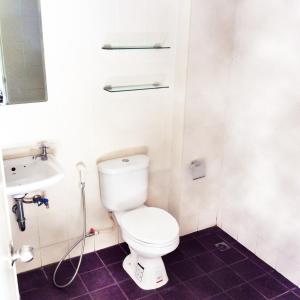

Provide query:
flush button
left=122, top=159, right=129, bottom=163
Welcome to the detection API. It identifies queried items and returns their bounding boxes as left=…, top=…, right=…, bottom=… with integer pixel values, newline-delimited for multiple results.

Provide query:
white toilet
left=98, top=154, right=179, bottom=290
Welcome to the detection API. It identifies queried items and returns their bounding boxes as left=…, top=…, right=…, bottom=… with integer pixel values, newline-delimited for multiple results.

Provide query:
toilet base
left=122, top=249, right=168, bottom=290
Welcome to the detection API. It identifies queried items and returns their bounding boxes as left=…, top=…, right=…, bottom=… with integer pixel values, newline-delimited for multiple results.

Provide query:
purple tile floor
left=18, top=226, right=300, bottom=300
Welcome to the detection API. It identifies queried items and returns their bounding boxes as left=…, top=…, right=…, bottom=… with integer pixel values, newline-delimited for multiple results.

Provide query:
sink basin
left=4, top=155, right=64, bottom=196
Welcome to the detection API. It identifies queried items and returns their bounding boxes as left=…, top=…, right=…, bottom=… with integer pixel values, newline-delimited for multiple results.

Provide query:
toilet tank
left=97, top=155, right=150, bottom=212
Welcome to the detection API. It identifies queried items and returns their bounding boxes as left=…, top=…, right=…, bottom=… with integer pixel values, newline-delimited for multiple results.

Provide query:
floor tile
left=271, top=271, right=297, bottom=289
left=139, top=294, right=163, bottom=300
left=231, top=241, right=255, bottom=258
left=250, top=274, right=288, bottom=299
left=276, top=292, right=300, bottom=300
left=17, top=268, right=48, bottom=292
left=163, top=248, right=185, bottom=265
left=72, top=295, right=92, bottom=300
left=196, top=233, right=226, bottom=251
left=159, top=283, right=196, bottom=300
left=177, top=238, right=206, bottom=258
left=231, top=259, right=264, bottom=281
left=249, top=255, right=275, bottom=273
left=180, top=232, right=198, bottom=242
left=21, top=277, right=87, bottom=300
left=185, top=275, right=222, bottom=299
left=193, top=252, right=225, bottom=273
left=17, top=227, right=298, bottom=300
left=209, top=293, right=232, bottom=300
left=227, top=283, right=265, bottom=300
left=214, top=248, right=246, bottom=265
left=21, top=286, right=66, bottom=300
left=71, top=252, right=103, bottom=274
left=293, top=289, right=300, bottom=296
left=210, top=267, right=244, bottom=291
left=156, top=272, right=178, bottom=292
left=119, top=242, right=130, bottom=254
left=107, top=261, right=130, bottom=282
left=80, top=267, right=114, bottom=292
left=97, top=245, right=127, bottom=266
left=119, top=279, right=154, bottom=299
left=44, top=260, right=75, bottom=282
left=71, top=294, right=93, bottom=300
left=56, top=276, right=88, bottom=298
left=169, top=258, right=204, bottom=281
left=216, top=231, right=238, bottom=244
left=90, top=284, right=126, bottom=300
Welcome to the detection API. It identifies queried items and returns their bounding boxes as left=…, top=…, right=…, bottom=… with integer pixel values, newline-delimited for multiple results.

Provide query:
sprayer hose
left=52, top=182, right=87, bottom=288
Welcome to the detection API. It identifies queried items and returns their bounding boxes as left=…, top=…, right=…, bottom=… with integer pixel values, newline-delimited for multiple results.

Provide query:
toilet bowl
left=97, top=154, right=180, bottom=290
left=114, top=206, right=179, bottom=289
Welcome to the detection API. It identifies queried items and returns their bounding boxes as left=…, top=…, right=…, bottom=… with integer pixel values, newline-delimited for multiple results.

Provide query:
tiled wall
left=0, top=0, right=46, bottom=104
left=219, top=0, right=300, bottom=286
left=0, top=151, right=19, bottom=299
left=0, top=0, right=187, bottom=273
left=174, top=0, right=237, bottom=234
left=181, top=0, right=300, bottom=286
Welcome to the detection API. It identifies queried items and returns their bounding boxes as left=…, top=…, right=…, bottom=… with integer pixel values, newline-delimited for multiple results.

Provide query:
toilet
left=98, top=154, right=179, bottom=290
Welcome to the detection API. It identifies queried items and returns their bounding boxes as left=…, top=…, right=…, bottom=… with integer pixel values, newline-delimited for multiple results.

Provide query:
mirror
left=0, top=0, right=47, bottom=105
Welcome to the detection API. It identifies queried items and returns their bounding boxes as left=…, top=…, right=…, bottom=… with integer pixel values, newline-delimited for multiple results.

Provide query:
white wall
left=181, top=0, right=300, bottom=286
left=219, top=0, right=300, bottom=286
left=0, top=151, right=19, bottom=299
left=0, top=0, right=187, bottom=273
left=176, top=0, right=237, bottom=234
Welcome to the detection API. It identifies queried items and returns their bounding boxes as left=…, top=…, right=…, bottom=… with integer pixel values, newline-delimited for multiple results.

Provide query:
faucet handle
left=34, top=142, right=49, bottom=160
left=39, top=143, right=49, bottom=150
left=40, top=143, right=50, bottom=154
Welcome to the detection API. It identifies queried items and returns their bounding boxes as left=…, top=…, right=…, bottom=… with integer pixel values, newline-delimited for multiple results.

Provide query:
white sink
left=4, top=155, right=64, bottom=196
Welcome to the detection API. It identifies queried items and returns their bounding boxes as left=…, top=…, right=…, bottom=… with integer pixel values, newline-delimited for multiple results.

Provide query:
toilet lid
left=119, top=207, right=179, bottom=245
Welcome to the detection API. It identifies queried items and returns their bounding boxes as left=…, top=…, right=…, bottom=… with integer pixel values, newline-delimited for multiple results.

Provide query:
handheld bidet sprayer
left=53, top=161, right=89, bottom=288
left=76, top=162, right=86, bottom=185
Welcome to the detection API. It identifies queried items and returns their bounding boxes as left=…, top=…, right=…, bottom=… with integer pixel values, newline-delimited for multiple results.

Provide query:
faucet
left=34, top=144, right=49, bottom=161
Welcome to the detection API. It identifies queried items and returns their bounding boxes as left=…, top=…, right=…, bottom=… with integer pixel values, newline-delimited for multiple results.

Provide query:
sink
left=4, top=155, right=64, bottom=196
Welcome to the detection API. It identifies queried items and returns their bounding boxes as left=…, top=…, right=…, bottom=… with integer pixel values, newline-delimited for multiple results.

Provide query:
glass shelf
left=102, top=44, right=171, bottom=50
left=104, top=83, right=169, bottom=93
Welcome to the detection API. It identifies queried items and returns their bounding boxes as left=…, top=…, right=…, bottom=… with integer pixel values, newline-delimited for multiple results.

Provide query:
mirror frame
left=0, top=0, right=48, bottom=106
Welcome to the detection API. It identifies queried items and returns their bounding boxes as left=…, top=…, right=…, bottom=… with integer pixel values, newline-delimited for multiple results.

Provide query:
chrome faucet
left=34, top=144, right=49, bottom=161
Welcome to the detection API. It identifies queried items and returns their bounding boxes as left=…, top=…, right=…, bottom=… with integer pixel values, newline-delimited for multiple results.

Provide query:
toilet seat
left=118, top=206, right=179, bottom=246
left=122, top=230, right=179, bottom=250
